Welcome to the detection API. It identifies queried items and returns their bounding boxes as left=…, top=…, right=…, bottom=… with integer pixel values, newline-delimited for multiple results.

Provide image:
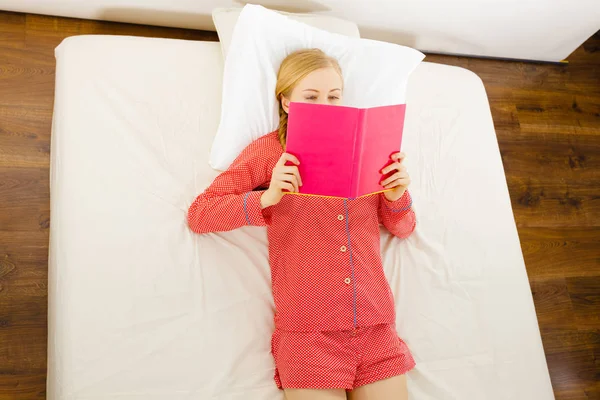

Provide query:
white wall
left=1, top=0, right=598, bottom=62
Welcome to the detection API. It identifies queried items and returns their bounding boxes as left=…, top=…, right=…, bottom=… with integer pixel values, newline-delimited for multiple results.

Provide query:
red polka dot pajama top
left=187, top=131, right=416, bottom=333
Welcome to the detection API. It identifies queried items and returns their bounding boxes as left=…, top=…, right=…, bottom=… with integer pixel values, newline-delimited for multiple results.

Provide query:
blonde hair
left=275, top=49, right=342, bottom=148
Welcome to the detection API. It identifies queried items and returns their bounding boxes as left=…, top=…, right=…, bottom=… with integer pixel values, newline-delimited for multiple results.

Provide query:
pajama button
left=340, top=245, right=347, bottom=252
left=344, top=277, right=351, bottom=284
left=337, top=214, right=344, bottom=220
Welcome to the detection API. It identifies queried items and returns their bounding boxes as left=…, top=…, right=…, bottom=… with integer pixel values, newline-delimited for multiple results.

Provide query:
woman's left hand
left=381, top=152, right=410, bottom=202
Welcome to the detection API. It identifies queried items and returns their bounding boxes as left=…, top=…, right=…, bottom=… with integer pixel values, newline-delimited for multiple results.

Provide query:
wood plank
left=0, top=294, right=47, bottom=330
left=519, top=228, right=600, bottom=279
left=530, top=278, right=577, bottom=333
left=0, top=237, right=48, bottom=376
left=0, top=106, right=51, bottom=142
left=489, top=101, right=521, bottom=133
left=512, top=90, right=600, bottom=134
left=541, top=330, right=600, bottom=354
left=0, top=47, right=55, bottom=109
left=0, top=12, right=26, bottom=50
left=0, top=233, right=48, bottom=378
left=0, top=108, right=51, bottom=168
left=0, top=143, right=50, bottom=169
left=499, top=133, right=600, bottom=179
left=545, top=349, right=598, bottom=400
left=0, top=40, right=54, bottom=69
left=567, top=276, right=600, bottom=331
left=564, top=31, right=600, bottom=95
left=583, top=385, right=600, bottom=400
left=425, top=54, right=572, bottom=93
left=489, top=98, right=600, bottom=138
left=537, top=308, right=599, bottom=398
left=0, top=167, right=50, bottom=231
left=0, top=231, right=49, bottom=266
left=0, top=232, right=48, bottom=341
left=0, top=373, right=46, bottom=399
left=499, top=130, right=600, bottom=228
left=25, top=13, right=218, bottom=52
left=533, top=278, right=600, bottom=399
left=488, top=90, right=600, bottom=138
left=0, top=265, right=48, bottom=300
left=540, top=330, right=599, bottom=399
left=507, top=177, right=599, bottom=228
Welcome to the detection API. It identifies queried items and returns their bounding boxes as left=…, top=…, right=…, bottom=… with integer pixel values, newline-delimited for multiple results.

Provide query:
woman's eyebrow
left=329, top=88, right=342, bottom=92
left=302, top=89, right=319, bottom=92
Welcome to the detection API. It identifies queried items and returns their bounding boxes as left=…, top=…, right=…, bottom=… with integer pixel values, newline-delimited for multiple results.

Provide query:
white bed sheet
left=48, top=35, right=555, bottom=400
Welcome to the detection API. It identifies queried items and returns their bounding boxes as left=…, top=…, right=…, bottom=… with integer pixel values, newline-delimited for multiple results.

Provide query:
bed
left=48, top=35, right=555, bottom=399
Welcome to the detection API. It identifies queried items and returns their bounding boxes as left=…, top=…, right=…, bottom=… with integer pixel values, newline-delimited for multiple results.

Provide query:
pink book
left=285, top=102, right=406, bottom=199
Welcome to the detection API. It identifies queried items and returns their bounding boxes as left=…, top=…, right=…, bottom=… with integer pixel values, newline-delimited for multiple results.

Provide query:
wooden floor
left=0, top=11, right=598, bottom=400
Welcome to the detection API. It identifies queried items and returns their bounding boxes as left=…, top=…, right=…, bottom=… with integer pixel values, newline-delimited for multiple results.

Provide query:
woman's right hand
left=260, top=153, right=303, bottom=208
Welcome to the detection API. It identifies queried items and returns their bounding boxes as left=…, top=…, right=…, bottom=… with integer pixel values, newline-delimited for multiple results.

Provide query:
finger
left=381, top=162, right=406, bottom=175
left=385, top=177, right=411, bottom=189
left=381, top=172, right=400, bottom=187
left=287, top=174, right=300, bottom=193
left=381, top=172, right=409, bottom=186
left=278, top=172, right=299, bottom=193
left=393, top=152, right=406, bottom=162
left=278, top=152, right=300, bottom=166
left=381, top=171, right=408, bottom=186
left=278, top=181, right=295, bottom=193
left=280, top=165, right=303, bottom=186
left=383, top=178, right=406, bottom=189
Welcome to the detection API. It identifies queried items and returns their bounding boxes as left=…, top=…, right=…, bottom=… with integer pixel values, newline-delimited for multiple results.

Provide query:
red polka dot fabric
left=271, top=324, right=416, bottom=390
left=188, top=131, right=416, bottom=332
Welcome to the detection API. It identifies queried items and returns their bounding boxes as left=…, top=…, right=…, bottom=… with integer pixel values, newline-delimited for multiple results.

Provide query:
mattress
left=48, top=35, right=555, bottom=400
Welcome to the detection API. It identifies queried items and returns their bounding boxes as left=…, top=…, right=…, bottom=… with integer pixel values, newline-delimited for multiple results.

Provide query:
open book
left=285, top=102, right=406, bottom=199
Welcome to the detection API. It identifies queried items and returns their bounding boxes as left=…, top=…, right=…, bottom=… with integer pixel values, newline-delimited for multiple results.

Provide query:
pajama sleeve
left=377, top=190, right=416, bottom=239
left=187, top=139, right=276, bottom=234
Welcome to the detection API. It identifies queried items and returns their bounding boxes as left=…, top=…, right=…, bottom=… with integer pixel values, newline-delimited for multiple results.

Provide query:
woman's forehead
left=297, top=68, right=343, bottom=88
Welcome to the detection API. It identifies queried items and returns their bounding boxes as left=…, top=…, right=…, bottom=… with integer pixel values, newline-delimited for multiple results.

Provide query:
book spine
left=350, top=109, right=367, bottom=199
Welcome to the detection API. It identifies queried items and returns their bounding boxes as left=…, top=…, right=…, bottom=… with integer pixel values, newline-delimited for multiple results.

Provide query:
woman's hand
left=261, top=153, right=303, bottom=208
left=381, top=152, right=411, bottom=202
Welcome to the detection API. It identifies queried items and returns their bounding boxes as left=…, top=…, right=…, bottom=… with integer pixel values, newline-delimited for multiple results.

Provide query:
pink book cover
left=285, top=102, right=406, bottom=199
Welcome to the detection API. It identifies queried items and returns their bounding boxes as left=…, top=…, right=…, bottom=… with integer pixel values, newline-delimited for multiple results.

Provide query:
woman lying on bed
left=188, top=48, right=415, bottom=400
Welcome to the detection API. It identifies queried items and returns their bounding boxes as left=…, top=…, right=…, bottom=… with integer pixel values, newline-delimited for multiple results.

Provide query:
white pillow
left=212, top=7, right=360, bottom=60
left=209, top=5, right=425, bottom=171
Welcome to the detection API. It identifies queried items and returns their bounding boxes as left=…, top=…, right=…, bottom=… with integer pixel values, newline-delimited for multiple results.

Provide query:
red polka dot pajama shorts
left=271, top=324, right=416, bottom=390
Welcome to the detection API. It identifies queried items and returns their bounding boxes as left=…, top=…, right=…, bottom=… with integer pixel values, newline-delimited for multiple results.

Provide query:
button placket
left=342, top=199, right=358, bottom=329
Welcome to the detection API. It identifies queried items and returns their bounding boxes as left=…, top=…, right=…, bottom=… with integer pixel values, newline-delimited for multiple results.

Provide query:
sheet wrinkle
left=194, top=239, right=207, bottom=314
left=408, top=232, right=450, bottom=281
left=96, top=82, right=181, bottom=183
left=411, top=367, right=460, bottom=400
left=144, top=189, right=186, bottom=212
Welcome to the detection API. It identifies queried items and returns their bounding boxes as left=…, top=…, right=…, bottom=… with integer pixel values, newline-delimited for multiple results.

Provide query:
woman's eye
left=305, top=96, right=317, bottom=100
left=329, top=96, right=340, bottom=100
